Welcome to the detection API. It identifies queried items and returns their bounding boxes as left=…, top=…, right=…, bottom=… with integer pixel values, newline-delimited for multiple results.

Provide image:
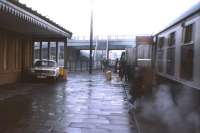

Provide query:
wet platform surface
left=0, top=72, right=136, bottom=133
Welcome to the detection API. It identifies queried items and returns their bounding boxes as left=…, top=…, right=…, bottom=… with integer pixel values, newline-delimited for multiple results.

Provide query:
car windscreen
left=34, top=61, right=57, bottom=67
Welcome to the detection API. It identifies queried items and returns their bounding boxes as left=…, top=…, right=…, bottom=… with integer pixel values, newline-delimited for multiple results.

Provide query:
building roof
left=0, top=0, right=72, bottom=39
left=155, top=2, right=200, bottom=35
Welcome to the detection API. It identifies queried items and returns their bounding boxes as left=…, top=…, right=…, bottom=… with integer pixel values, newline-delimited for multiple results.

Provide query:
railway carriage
left=123, top=3, right=200, bottom=131
left=123, top=2, right=200, bottom=99
left=154, top=2, right=200, bottom=90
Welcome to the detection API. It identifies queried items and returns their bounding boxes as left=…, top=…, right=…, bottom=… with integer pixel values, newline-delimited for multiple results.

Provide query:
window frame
left=165, top=31, right=176, bottom=76
left=156, top=49, right=164, bottom=73
left=158, top=37, right=165, bottom=48
left=41, top=42, right=48, bottom=60
left=50, top=42, right=57, bottom=61
left=166, top=47, right=175, bottom=76
left=183, top=23, right=194, bottom=44
left=180, top=44, right=194, bottom=81
left=168, top=32, right=176, bottom=46
left=180, top=22, right=195, bottom=81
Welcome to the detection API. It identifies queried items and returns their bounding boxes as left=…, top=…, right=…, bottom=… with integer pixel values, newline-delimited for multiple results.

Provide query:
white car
left=31, top=60, right=60, bottom=80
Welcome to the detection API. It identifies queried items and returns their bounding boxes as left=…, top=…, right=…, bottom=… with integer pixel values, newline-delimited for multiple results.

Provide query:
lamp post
left=89, top=0, right=94, bottom=74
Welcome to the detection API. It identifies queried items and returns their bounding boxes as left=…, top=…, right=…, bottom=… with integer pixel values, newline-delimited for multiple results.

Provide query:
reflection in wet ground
left=0, top=95, right=31, bottom=132
left=0, top=72, right=136, bottom=133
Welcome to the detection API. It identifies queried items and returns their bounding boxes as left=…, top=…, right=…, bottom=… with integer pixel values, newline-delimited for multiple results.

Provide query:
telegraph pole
left=89, top=0, right=93, bottom=74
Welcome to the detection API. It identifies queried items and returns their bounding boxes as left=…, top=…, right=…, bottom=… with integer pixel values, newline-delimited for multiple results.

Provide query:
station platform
left=0, top=72, right=136, bottom=133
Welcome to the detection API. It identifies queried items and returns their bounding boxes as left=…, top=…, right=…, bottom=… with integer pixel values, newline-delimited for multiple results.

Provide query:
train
left=121, top=3, right=200, bottom=132
left=154, top=2, right=200, bottom=90
left=124, top=2, right=200, bottom=91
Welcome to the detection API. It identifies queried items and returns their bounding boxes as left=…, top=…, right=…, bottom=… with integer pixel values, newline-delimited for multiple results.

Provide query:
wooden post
left=56, top=41, right=58, bottom=63
left=32, top=41, right=35, bottom=66
left=75, top=61, right=77, bottom=72
left=106, top=37, right=109, bottom=60
left=69, top=61, right=71, bottom=71
left=80, top=61, right=82, bottom=72
left=48, top=41, right=50, bottom=60
left=39, top=41, right=42, bottom=60
left=64, top=39, right=68, bottom=69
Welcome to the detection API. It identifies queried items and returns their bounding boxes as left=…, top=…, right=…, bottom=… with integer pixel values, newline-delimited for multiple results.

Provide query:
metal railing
left=66, top=59, right=118, bottom=72
left=66, top=60, right=103, bottom=72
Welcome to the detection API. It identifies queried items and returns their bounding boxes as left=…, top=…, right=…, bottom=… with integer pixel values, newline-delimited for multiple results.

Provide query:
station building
left=0, top=0, right=72, bottom=85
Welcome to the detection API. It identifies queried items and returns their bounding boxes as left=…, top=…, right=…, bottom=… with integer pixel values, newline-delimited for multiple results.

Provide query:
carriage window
left=157, top=50, right=164, bottom=73
left=58, top=42, right=64, bottom=66
left=167, top=48, right=175, bottom=75
left=158, top=37, right=164, bottom=48
left=180, top=44, right=194, bottom=80
left=184, top=24, right=193, bottom=43
left=168, top=32, right=176, bottom=46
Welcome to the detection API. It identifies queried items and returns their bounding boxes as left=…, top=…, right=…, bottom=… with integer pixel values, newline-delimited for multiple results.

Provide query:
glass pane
left=42, top=42, right=48, bottom=60
left=50, top=42, right=56, bottom=61
left=168, top=32, right=175, bottom=46
left=157, top=50, right=164, bottom=72
left=58, top=42, right=64, bottom=66
left=158, top=37, right=164, bottom=48
left=180, top=44, right=194, bottom=80
left=166, top=48, right=175, bottom=75
left=184, top=24, right=193, bottom=43
left=34, top=42, right=40, bottom=63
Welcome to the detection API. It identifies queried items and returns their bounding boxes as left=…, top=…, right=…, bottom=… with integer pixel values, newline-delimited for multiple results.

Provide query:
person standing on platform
left=114, top=58, right=119, bottom=73
left=119, top=52, right=126, bottom=81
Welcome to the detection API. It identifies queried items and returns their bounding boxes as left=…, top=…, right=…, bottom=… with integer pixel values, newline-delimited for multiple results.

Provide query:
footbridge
left=68, top=36, right=135, bottom=50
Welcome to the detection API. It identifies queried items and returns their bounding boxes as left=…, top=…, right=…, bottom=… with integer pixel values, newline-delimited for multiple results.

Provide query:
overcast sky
left=20, top=0, right=199, bottom=36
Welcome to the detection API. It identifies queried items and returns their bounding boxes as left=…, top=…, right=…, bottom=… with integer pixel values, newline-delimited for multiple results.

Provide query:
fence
left=66, top=60, right=118, bottom=72
left=66, top=60, right=103, bottom=72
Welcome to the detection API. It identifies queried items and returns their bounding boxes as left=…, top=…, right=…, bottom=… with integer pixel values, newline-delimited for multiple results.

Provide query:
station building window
left=58, top=42, right=64, bottom=66
left=42, top=42, right=48, bottom=60
left=157, top=50, right=164, bottom=73
left=180, top=44, right=194, bottom=80
left=33, top=41, right=65, bottom=66
left=50, top=42, right=56, bottom=61
left=33, top=42, right=40, bottom=63
left=166, top=48, right=175, bottom=75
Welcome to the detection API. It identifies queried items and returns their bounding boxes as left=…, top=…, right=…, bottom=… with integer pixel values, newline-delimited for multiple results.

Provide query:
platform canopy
left=0, top=0, right=72, bottom=40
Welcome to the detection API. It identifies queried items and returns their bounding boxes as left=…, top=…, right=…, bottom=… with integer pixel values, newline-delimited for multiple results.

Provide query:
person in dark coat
left=119, top=52, right=126, bottom=80
left=114, top=58, right=119, bottom=73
